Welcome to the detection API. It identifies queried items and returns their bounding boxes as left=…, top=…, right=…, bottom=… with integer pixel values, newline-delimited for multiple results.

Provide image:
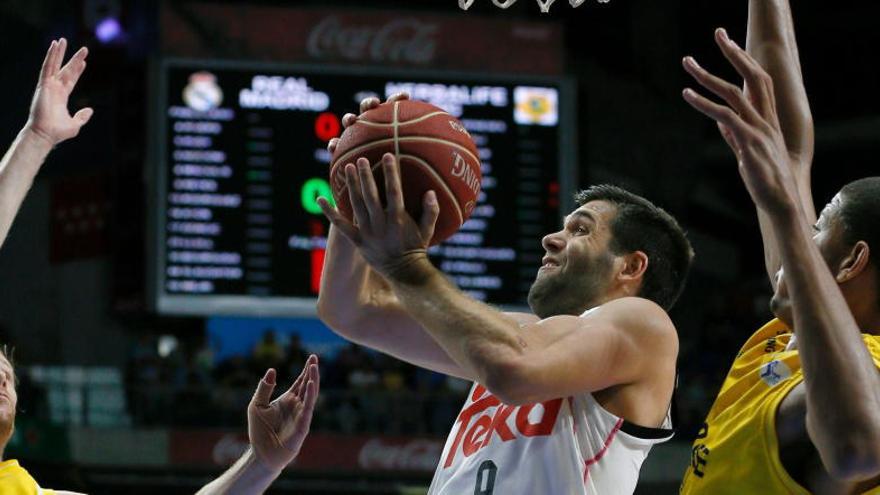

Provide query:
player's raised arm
left=684, top=33, right=880, bottom=484
left=745, top=0, right=816, bottom=288
left=0, top=39, right=93, bottom=249
left=316, top=93, right=476, bottom=380
left=196, top=356, right=319, bottom=495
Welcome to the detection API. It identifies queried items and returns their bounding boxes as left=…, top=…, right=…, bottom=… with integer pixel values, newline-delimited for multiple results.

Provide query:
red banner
left=169, top=431, right=445, bottom=474
left=161, top=3, right=563, bottom=75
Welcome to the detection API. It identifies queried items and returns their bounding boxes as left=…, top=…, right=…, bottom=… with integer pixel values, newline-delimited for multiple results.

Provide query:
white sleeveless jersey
left=428, top=310, right=674, bottom=495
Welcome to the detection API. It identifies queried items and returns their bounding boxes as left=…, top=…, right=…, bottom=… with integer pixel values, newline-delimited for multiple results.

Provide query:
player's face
left=0, top=354, right=17, bottom=446
left=528, top=201, right=617, bottom=318
left=771, top=195, right=848, bottom=326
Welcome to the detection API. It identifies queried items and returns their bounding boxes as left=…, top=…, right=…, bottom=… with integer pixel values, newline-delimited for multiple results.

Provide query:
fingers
left=59, top=46, right=89, bottom=88
left=51, top=38, right=67, bottom=76
left=345, top=163, right=371, bottom=230
left=327, top=137, right=339, bottom=154
left=251, top=368, right=277, bottom=408
left=317, top=197, right=359, bottom=243
left=682, top=88, right=753, bottom=144
left=420, top=191, right=440, bottom=242
left=39, top=40, right=58, bottom=81
left=359, top=96, right=380, bottom=114
left=295, top=360, right=320, bottom=428
left=342, top=113, right=357, bottom=128
left=682, top=56, right=760, bottom=126
left=289, top=355, right=318, bottom=398
left=714, top=28, right=776, bottom=119
left=382, top=153, right=405, bottom=214
left=73, top=107, right=94, bottom=127
left=357, top=157, right=384, bottom=222
left=385, top=92, right=409, bottom=104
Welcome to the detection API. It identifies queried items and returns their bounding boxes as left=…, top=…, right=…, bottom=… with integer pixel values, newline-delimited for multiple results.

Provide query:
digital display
left=149, top=59, right=575, bottom=316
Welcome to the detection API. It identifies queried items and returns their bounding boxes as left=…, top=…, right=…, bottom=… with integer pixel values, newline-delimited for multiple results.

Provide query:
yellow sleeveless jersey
left=0, top=460, right=56, bottom=495
left=680, top=319, right=880, bottom=495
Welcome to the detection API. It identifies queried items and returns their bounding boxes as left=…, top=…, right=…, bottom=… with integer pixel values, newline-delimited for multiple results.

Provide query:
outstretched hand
left=682, top=28, right=800, bottom=216
left=25, top=38, right=93, bottom=146
left=248, top=355, right=320, bottom=473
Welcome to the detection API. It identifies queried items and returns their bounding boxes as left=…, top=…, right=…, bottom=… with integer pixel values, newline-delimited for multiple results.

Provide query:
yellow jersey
left=680, top=319, right=880, bottom=494
left=0, top=460, right=55, bottom=495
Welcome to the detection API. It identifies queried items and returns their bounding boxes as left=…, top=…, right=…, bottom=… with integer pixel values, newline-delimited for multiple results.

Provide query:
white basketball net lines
left=459, top=0, right=610, bottom=14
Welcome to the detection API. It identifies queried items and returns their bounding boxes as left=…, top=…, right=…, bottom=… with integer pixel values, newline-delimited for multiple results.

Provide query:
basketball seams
left=399, top=154, right=464, bottom=229
left=355, top=111, right=450, bottom=127
left=330, top=137, right=480, bottom=178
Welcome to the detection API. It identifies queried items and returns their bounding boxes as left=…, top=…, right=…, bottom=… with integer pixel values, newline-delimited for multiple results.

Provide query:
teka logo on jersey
left=443, top=384, right=562, bottom=468
left=307, top=16, right=437, bottom=65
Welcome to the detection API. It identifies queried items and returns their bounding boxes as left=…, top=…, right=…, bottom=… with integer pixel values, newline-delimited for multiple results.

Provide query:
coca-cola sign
left=307, top=16, right=437, bottom=64
left=169, top=430, right=444, bottom=473
left=358, top=438, right=443, bottom=472
left=160, top=5, right=563, bottom=74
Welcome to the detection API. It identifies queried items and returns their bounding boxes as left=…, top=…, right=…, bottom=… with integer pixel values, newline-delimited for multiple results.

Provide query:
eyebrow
left=563, top=210, right=598, bottom=225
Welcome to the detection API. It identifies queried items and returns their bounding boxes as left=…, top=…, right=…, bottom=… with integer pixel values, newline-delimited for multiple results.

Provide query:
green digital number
left=301, top=177, right=335, bottom=215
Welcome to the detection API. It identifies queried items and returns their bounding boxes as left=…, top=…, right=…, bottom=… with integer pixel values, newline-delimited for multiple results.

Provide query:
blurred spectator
left=253, top=330, right=286, bottom=372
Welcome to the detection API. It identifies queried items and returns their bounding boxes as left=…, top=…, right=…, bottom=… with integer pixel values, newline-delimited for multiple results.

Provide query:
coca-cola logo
left=358, top=438, right=443, bottom=472
left=212, top=434, right=249, bottom=466
left=307, top=16, right=437, bottom=64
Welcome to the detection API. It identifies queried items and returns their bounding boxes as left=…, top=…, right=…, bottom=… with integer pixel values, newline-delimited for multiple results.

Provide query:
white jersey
left=428, top=312, right=674, bottom=495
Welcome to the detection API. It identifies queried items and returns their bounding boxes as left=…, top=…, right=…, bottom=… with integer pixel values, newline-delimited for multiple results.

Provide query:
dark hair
left=575, top=184, right=694, bottom=310
left=838, top=177, right=880, bottom=307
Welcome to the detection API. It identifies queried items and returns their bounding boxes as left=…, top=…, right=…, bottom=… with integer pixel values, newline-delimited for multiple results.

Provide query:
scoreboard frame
left=147, top=57, right=577, bottom=317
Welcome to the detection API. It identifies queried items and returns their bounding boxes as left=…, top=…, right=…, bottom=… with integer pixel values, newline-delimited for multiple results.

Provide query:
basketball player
left=679, top=1, right=880, bottom=493
left=0, top=38, right=92, bottom=250
left=316, top=96, right=694, bottom=493
left=1, top=346, right=319, bottom=494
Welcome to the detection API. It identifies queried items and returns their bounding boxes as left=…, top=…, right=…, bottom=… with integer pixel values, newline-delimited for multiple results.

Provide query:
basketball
left=329, top=100, right=482, bottom=246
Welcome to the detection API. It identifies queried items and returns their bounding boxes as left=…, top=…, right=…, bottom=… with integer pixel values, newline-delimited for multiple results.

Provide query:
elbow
left=480, top=358, right=536, bottom=406
left=823, top=444, right=880, bottom=482
left=812, top=418, right=880, bottom=482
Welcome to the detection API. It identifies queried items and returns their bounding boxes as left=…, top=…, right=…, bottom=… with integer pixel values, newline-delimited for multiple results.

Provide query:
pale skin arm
left=684, top=33, right=880, bottom=482
left=318, top=153, right=677, bottom=406
left=316, top=93, right=478, bottom=380
left=745, top=0, right=817, bottom=288
left=0, top=39, right=93, bottom=249
left=196, top=356, right=319, bottom=495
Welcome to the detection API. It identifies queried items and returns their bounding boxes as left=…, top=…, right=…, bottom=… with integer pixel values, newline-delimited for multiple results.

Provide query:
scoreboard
left=149, top=59, right=576, bottom=316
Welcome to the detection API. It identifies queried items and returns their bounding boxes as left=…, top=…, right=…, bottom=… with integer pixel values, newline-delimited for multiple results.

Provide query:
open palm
left=247, top=355, right=320, bottom=473
left=26, top=38, right=93, bottom=146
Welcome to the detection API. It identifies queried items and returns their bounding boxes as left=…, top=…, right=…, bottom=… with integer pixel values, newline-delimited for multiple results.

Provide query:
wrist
left=382, top=251, right=434, bottom=285
left=19, top=125, right=55, bottom=154
left=243, top=446, right=284, bottom=481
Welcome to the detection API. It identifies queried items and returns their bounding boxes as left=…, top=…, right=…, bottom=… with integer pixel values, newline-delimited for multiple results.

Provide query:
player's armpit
left=483, top=297, right=678, bottom=407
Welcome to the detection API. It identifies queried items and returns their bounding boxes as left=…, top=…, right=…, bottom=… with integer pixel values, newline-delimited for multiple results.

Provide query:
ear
left=836, top=241, right=870, bottom=284
left=618, top=250, right=649, bottom=283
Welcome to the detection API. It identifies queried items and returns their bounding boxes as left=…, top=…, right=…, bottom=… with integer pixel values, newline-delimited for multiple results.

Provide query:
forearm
left=317, top=227, right=379, bottom=324
left=195, top=447, right=281, bottom=495
left=387, top=255, right=524, bottom=392
left=771, top=209, right=880, bottom=476
left=747, top=0, right=816, bottom=286
left=0, top=127, right=53, bottom=247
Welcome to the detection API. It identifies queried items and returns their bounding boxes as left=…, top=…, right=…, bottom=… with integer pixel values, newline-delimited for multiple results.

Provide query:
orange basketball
left=329, top=100, right=481, bottom=246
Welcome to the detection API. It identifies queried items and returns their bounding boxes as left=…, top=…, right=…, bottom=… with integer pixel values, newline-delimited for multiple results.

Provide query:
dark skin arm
left=684, top=30, right=880, bottom=484
left=745, top=0, right=816, bottom=289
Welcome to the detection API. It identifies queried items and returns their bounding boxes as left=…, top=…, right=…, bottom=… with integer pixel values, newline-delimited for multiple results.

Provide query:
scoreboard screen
left=149, top=59, right=576, bottom=316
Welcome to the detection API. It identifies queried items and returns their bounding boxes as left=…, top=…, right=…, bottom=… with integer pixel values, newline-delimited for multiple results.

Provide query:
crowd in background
left=4, top=275, right=772, bottom=440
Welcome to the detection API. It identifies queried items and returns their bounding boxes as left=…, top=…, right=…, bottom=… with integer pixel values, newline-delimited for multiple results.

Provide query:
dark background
left=1, top=0, right=878, bottom=493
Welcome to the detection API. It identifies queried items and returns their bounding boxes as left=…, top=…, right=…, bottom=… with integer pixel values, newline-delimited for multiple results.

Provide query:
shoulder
left=592, top=297, right=678, bottom=343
